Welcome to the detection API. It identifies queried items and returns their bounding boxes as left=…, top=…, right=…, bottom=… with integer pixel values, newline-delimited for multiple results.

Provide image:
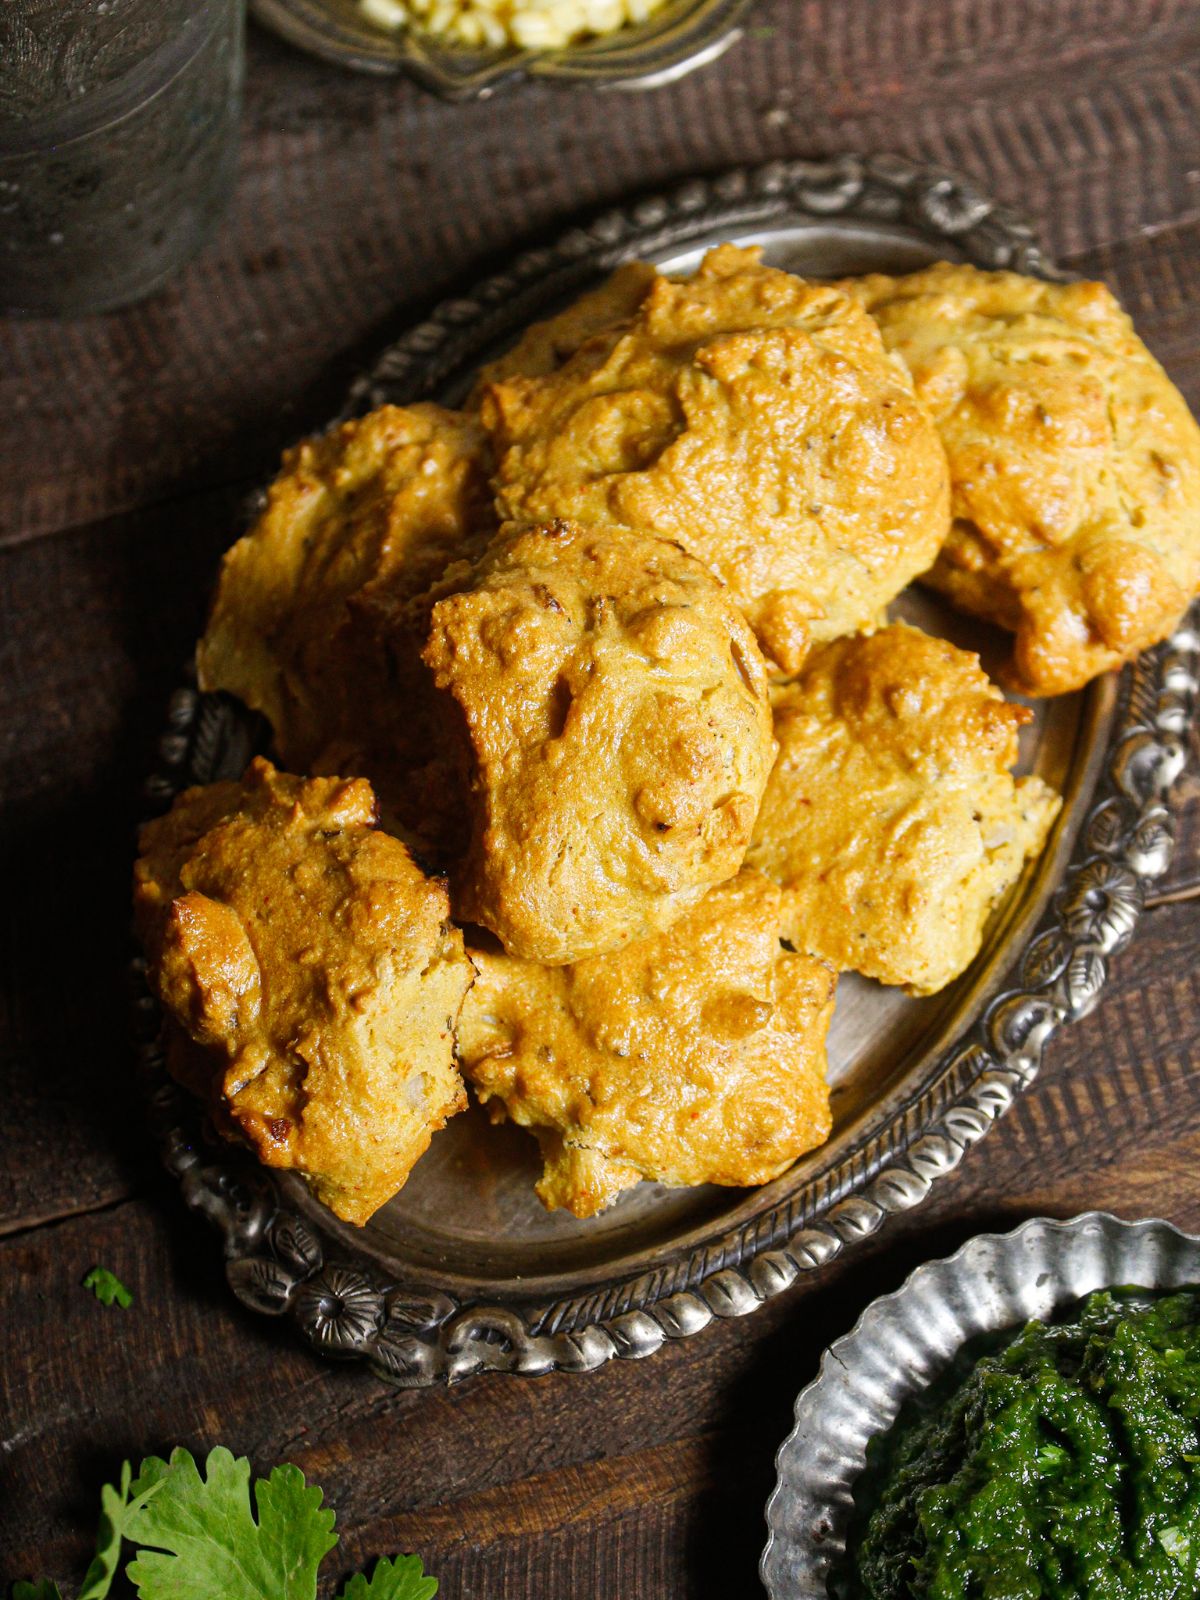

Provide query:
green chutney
left=847, top=1288, right=1200, bottom=1600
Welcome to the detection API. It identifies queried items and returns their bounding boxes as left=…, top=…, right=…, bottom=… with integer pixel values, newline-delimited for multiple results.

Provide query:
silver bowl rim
left=131, top=153, right=1200, bottom=1387
left=249, top=0, right=752, bottom=98
left=760, top=1210, right=1200, bottom=1598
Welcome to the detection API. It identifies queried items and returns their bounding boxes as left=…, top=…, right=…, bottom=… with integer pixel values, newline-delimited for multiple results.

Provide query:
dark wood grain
left=4, top=900, right=1198, bottom=1596
left=4, top=0, right=1200, bottom=548
left=2, top=4, right=1199, bottom=1594
left=0, top=487, right=243, bottom=1235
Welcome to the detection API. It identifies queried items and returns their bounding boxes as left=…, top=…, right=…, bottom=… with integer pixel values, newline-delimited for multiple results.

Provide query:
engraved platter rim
left=132, top=153, right=1198, bottom=1386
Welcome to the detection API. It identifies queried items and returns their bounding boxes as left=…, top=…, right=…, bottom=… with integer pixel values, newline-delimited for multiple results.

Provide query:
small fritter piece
left=746, top=624, right=1060, bottom=995
left=479, top=244, right=949, bottom=672
left=424, top=518, right=776, bottom=964
left=472, top=260, right=657, bottom=391
left=458, top=869, right=836, bottom=1217
left=842, top=263, right=1200, bottom=695
left=196, top=403, right=495, bottom=858
left=134, top=758, right=473, bottom=1225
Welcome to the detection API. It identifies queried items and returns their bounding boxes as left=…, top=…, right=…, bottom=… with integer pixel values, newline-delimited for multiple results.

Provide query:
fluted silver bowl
left=761, top=1213, right=1200, bottom=1599
left=250, top=0, right=750, bottom=97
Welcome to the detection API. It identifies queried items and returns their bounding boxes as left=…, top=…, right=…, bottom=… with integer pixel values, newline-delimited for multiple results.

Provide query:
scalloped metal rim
left=759, top=1212, right=1200, bottom=1598
left=248, top=0, right=751, bottom=98
left=132, top=153, right=1200, bottom=1386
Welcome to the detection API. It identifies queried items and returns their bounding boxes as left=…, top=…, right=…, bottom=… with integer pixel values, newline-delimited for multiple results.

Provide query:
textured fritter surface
left=479, top=244, right=949, bottom=672
left=458, top=869, right=836, bottom=1216
left=747, top=624, right=1060, bottom=995
left=196, top=403, right=495, bottom=858
left=133, top=759, right=473, bottom=1225
left=472, top=260, right=657, bottom=391
left=424, top=518, right=776, bottom=964
left=843, top=263, right=1200, bottom=695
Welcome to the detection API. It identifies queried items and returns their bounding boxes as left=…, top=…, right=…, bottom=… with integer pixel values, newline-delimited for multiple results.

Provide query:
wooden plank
left=3, top=8, right=1200, bottom=1593
left=2, top=2, right=1198, bottom=545
left=2, top=898, right=1197, bottom=1595
left=0, top=486, right=244, bottom=1234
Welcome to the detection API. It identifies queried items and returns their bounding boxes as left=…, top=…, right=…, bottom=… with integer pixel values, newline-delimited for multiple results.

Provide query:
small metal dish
left=249, top=0, right=750, bottom=98
left=760, top=1212, right=1200, bottom=1599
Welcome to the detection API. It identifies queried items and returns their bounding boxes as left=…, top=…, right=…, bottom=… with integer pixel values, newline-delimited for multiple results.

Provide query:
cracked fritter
left=478, top=244, right=950, bottom=672
left=457, top=869, right=836, bottom=1217
left=196, top=403, right=495, bottom=859
left=134, top=759, right=473, bottom=1225
left=841, top=263, right=1200, bottom=695
left=746, top=624, right=1060, bottom=995
left=424, top=517, right=777, bottom=964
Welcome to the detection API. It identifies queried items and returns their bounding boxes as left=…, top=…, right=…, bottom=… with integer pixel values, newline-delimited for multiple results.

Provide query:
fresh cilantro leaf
left=338, top=1555, right=438, bottom=1599
left=123, top=1446, right=338, bottom=1600
left=82, top=1268, right=133, bottom=1309
left=77, top=1459, right=164, bottom=1600
left=9, top=1462, right=151, bottom=1600
left=11, top=1448, right=438, bottom=1600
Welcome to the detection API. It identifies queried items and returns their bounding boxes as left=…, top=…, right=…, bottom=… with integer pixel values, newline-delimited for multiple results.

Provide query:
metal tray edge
left=130, top=154, right=1200, bottom=1386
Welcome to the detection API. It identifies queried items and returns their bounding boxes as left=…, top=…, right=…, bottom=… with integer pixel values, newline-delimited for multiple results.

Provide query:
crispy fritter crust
left=133, top=759, right=473, bottom=1224
left=471, top=260, right=658, bottom=392
left=478, top=244, right=950, bottom=672
left=424, top=518, right=776, bottom=964
left=196, top=403, right=495, bottom=859
left=841, top=263, right=1200, bottom=695
left=457, top=869, right=835, bottom=1216
left=746, top=624, right=1060, bottom=994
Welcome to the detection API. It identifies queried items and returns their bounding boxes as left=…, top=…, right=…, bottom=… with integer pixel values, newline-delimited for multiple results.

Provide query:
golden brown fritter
left=196, top=403, right=495, bottom=858
left=478, top=244, right=950, bottom=672
left=458, top=869, right=836, bottom=1216
left=424, top=518, right=777, bottom=965
left=841, top=263, right=1200, bottom=695
left=471, top=260, right=657, bottom=391
left=134, top=758, right=473, bottom=1225
left=746, top=624, right=1060, bottom=995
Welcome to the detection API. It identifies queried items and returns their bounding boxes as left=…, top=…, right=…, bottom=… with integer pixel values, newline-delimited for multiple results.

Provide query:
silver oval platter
left=133, top=155, right=1200, bottom=1385
left=760, top=1212, right=1200, bottom=1599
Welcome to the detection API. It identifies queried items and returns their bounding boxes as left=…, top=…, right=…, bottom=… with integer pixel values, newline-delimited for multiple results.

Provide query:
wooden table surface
left=3, top=3, right=1200, bottom=1593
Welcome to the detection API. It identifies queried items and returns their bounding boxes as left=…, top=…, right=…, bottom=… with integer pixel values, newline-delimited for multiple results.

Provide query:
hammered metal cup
left=133, top=156, right=1200, bottom=1386
left=760, top=1213, right=1200, bottom=1599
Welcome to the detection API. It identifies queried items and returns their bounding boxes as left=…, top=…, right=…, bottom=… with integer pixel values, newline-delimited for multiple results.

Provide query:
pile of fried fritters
left=134, top=247, right=1200, bottom=1226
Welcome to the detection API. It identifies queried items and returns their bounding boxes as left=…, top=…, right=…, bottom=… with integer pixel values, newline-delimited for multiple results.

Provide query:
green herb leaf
left=337, top=1555, right=438, bottom=1600
left=11, top=1582, right=65, bottom=1599
left=123, top=1446, right=338, bottom=1600
left=79, top=1460, right=132, bottom=1599
left=82, top=1268, right=133, bottom=1309
left=77, top=1459, right=164, bottom=1600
